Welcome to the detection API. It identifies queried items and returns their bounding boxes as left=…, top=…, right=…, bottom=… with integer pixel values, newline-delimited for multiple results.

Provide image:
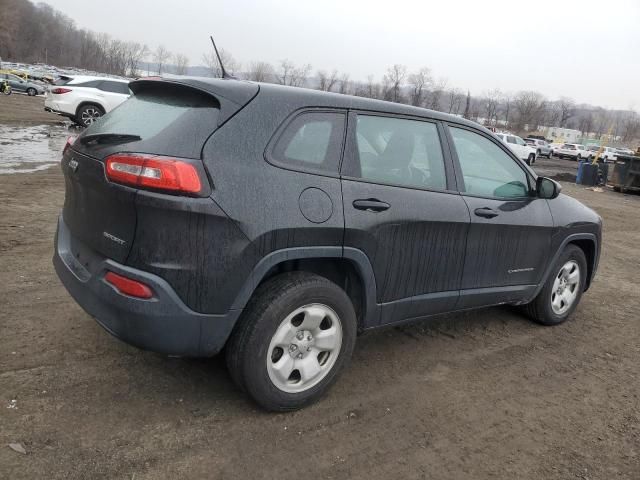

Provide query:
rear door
left=445, top=124, right=554, bottom=308
left=341, top=112, right=470, bottom=326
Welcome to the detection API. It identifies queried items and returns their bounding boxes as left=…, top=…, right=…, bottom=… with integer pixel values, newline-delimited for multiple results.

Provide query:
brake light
left=62, top=136, right=76, bottom=155
left=105, top=154, right=203, bottom=195
left=51, top=87, right=72, bottom=94
left=105, top=271, right=153, bottom=299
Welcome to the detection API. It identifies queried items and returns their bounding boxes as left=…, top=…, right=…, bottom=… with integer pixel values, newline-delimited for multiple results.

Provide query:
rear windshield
left=80, top=83, right=220, bottom=159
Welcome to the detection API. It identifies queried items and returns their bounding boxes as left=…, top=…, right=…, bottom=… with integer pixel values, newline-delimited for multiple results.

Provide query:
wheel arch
left=229, top=247, right=379, bottom=330
left=529, top=233, right=598, bottom=302
left=75, top=101, right=106, bottom=118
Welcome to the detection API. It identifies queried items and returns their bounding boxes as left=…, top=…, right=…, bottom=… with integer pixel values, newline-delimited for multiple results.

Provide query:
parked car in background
left=549, top=143, right=563, bottom=156
left=586, top=145, right=617, bottom=162
left=53, top=77, right=602, bottom=411
left=495, top=133, right=537, bottom=165
left=44, top=75, right=131, bottom=127
left=525, top=138, right=553, bottom=158
left=555, top=143, right=591, bottom=161
left=0, top=73, right=46, bottom=96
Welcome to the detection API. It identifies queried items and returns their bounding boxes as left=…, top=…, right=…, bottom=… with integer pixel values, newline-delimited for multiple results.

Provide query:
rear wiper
left=80, top=133, right=142, bottom=145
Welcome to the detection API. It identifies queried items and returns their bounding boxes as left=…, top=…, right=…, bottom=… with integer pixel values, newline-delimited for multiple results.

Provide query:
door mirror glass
left=537, top=177, right=561, bottom=199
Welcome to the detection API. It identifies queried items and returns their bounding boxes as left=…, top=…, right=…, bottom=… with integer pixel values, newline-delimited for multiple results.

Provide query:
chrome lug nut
left=307, top=335, right=312, bottom=341
left=297, top=353, right=303, bottom=359
left=289, top=344, right=297, bottom=352
left=296, top=331, right=304, bottom=340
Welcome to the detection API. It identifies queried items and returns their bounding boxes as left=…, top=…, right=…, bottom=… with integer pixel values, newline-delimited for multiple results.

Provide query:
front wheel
left=27, top=87, right=37, bottom=96
left=577, top=154, right=582, bottom=161
left=226, top=272, right=357, bottom=411
left=524, top=245, right=587, bottom=326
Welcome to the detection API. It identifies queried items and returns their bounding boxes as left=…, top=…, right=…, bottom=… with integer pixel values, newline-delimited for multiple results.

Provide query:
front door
left=446, top=125, right=554, bottom=308
left=341, top=112, right=470, bottom=326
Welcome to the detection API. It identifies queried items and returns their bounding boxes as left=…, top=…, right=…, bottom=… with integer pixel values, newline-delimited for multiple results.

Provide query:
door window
left=506, top=136, right=517, bottom=144
left=345, top=114, right=447, bottom=190
left=271, top=111, right=345, bottom=175
left=450, top=127, right=530, bottom=199
left=99, top=81, right=130, bottom=95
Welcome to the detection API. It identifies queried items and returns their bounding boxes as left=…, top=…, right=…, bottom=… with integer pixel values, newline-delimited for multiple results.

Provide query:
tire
left=527, top=153, right=535, bottom=165
left=536, top=149, right=541, bottom=157
left=225, top=272, right=357, bottom=411
left=524, top=244, right=587, bottom=326
left=577, top=154, right=582, bottom=161
left=546, top=152, right=552, bottom=158
left=75, top=104, right=104, bottom=127
left=27, top=87, right=37, bottom=96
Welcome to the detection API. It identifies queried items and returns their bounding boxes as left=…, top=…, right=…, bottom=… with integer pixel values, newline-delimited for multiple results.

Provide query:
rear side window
left=270, top=111, right=345, bottom=175
left=71, top=80, right=102, bottom=88
left=99, top=81, right=130, bottom=95
left=345, top=114, right=447, bottom=190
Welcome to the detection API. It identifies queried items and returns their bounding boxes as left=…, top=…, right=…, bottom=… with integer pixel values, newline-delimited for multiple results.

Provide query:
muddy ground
left=1, top=94, right=640, bottom=479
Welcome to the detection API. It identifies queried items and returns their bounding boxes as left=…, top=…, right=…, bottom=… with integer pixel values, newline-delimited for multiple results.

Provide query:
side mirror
left=536, top=176, right=561, bottom=199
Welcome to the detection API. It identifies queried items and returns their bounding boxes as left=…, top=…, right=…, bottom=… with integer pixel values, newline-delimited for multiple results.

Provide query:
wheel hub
left=288, top=330, right=315, bottom=359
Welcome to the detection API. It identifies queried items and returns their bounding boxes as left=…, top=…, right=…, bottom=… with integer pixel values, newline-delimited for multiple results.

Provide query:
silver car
left=525, top=138, right=553, bottom=158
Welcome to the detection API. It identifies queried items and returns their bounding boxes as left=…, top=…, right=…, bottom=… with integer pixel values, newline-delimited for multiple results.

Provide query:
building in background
left=541, top=127, right=582, bottom=143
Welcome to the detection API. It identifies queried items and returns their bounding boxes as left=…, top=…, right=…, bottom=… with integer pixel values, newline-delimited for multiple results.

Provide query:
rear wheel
left=527, top=153, right=535, bottom=165
left=27, top=87, right=37, bottom=96
left=226, top=272, right=357, bottom=411
left=76, top=104, right=104, bottom=127
left=524, top=245, right=587, bottom=326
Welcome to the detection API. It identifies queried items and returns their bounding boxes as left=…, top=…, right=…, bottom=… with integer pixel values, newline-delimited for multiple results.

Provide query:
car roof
left=67, top=75, right=129, bottom=84
left=135, top=76, right=490, bottom=133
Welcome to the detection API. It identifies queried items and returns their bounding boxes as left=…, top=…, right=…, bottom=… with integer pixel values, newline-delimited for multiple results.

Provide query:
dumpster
left=610, top=155, right=640, bottom=193
left=576, top=161, right=598, bottom=186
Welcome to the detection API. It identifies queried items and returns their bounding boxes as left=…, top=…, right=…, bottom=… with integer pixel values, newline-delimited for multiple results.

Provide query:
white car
left=44, top=75, right=130, bottom=127
left=587, top=145, right=617, bottom=162
left=555, top=143, right=592, bottom=161
left=494, top=133, right=537, bottom=165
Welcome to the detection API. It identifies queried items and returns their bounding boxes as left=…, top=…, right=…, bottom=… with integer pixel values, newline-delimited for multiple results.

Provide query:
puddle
left=0, top=124, right=80, bottom=174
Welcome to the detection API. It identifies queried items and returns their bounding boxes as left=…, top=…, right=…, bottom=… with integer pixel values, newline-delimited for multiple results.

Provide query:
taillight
left=105, top=153, right=203, bottom=195
left=51, top=87, right=72, bottom=94
left=105, top=271, right=153, bottom=299
left=62, top=136, right=76, bottom=155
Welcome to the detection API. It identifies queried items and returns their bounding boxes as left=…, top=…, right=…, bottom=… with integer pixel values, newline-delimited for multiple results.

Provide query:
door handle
left=474, top=207, right=499, bottom=218
left=352, top=199, right=390, bottom=212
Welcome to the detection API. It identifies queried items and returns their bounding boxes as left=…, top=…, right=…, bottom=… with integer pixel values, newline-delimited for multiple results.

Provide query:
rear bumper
left=53, top=216, right=240, bottom=356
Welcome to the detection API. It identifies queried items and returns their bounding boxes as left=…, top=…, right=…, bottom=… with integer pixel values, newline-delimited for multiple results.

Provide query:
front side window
left=271, top=111, right=345, bottom=175
left=507, top=136, right=517, bottom=144
left=450, top=127, right=530, bottom=199
left=346, top=114, right=447, bottom=190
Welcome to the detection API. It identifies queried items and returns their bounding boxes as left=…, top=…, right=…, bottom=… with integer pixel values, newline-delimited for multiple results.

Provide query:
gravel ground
left=1, top=94, right=639, bottom=479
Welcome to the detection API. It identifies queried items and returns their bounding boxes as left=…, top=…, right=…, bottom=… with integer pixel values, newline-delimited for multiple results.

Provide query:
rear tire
left=524, top=245, right=587, bottom=326
left=225, top=272, right=357, bottom=411
left=527, top=153, right=535, bottom=165
left=27, top=87, right=37, bottom=96
left=75, top=104, right=104, bottom=127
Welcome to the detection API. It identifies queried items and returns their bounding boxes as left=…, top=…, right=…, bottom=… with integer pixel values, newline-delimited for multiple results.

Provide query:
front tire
left=524, top=245, right=587, bottom=326
left=27, top=87, right=37, bottom=96
left=527, top=153, right=535, bottom=165
left=226, top=272, right=357, bottom=411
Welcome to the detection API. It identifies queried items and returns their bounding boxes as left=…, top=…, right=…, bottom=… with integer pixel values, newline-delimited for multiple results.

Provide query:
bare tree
left=513, top=90, right=546, bottom=131
left=276, top=59, right=311, bottom=87
left=123, top=42, right=148, bottom=77
left=407, top=67, right=432, bottom=107
left=202, top=47, right=240, bottom=77
left=338, top=73, right=350, bottom=94
left=426, top=78, right=447, bottom=111
left=383, top=64, right=407, bottom=103
left=153, top=45, right=171, bottom=75
left=317, top=69, right=339, bottom=91
left=447, top=88, right=464, bottom=114
left=173, top=53, right=189, bottom=75
left=246, top=61, right=274, bottom=82
left=558, top=97, right=576, bottom=127
left=463, top=91, right=471, bottom=119
left=483, top=89, right=502, bottom=126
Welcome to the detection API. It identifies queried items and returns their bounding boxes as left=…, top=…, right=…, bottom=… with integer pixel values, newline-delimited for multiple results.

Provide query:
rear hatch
left=61, top=78, right=258, bottom=263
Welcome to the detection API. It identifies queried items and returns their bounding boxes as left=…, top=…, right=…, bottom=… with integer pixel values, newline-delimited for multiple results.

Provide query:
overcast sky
left=43, top=0, right=639, bottom=109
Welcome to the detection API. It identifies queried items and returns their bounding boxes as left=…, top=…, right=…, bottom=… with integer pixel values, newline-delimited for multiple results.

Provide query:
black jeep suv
left=54, top=77, right=602, bottom=411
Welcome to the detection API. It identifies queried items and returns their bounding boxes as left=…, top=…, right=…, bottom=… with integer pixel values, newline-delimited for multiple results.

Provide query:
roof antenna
left=209, top=35, right=235, bottom=79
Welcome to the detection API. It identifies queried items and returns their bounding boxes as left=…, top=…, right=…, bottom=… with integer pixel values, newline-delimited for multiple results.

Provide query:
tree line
left=1, top=0, right=638, bottom=143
